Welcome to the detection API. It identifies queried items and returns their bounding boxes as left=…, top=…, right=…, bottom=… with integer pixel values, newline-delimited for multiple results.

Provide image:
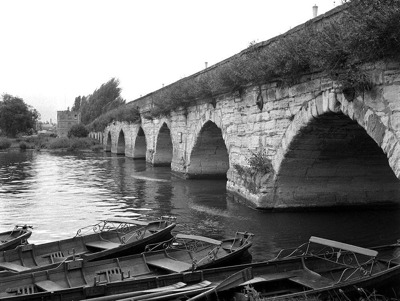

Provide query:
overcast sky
left=0, top=0, right=337, bottom=123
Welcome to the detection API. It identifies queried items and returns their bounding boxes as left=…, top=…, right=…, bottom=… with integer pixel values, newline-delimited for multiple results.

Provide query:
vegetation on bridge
left=85, top=0, right=400, bottom=129
left=145, top=0, right=400, bottom=118
left=233, top=150, right=274, bottom=194
left=86, top=105, right=140, bottom=132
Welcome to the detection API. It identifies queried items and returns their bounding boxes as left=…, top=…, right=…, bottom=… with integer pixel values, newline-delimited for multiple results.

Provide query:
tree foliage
left=67, top=123, right=89, bottom=138
left=75, top=78, right=126, bottom=125
left=0, top=94, right=39, bottom=137
left=87, top=105, right=140, bottom=132
left=71, top=96, right=85, bottom=112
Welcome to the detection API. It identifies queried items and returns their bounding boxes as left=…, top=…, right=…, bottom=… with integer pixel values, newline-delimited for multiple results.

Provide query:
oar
left=135, top=286, right=213, bottom=301
left=117, top=280, right=212, bottom=301
left=187, top=267, right=253, bottom=301
left=82, top=282, right=187, bottom=301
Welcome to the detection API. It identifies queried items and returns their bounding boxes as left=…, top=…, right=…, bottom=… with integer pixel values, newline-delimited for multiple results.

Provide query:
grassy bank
left=0, top=135, right=103, bottom=152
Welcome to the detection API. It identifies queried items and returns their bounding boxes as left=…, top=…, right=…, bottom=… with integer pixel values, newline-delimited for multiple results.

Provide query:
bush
left=91, top=144, right=104, bottom=152
left=247, top=150, right=273, bottom=174
left=0, top=137, right=11, bottom=150
left=47, top=137, right=100, bottom=151
left=87, top=105, right=141, bottom=132
left=34, top=136, right=51, bottom=149
left=68, top=137, right=92, bottom=150
left=68, top=124, right=89, bottom=138
left=19, top=142, right=27, bottom=150
left=47, top=137, right=70, bottom=149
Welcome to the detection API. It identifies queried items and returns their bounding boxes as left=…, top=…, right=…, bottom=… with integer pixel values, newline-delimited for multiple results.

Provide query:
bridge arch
left=117, top=130, right=126, bottom=155
left=269, top=90, right=400, bottom=208
left=153, top=122, right=173, bottom=166
left=105, top=131, right=112, bottom=152
left=134, top=127, right=147, bottom=160
left=187, top=120, right=229, bottom=179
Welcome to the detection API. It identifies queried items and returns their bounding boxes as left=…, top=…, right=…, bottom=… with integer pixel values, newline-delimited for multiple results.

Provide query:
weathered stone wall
left=93, top=61, right=400, bottom=210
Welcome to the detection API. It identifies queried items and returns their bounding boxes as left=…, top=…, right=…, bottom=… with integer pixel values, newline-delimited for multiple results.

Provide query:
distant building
left=57, top=110, right=81, bottom=137
left=37, top=121, right=56, bottom=135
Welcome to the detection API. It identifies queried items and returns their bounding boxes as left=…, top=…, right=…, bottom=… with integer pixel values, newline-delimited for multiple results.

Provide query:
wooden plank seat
left=175, top=234, right=222, bottom=246
left=96, top=267, right=123, bottom=283
left=6, top=284, right=36, bottom=295
left=0, top=262, right=31, bottom=272
left=309, top=236, right=378, bottom=257
left=104, top=218, right=148, bottom=226
left=85, top=241, right=121, bottom=250
left=146, top=257, right=193, bottom=273
left=35, top=280, right=65, bottom=292
left=289, top=270, right=335, bottom=289
left=41, top=251, right=68, bottom=264
left=250, top=272, right=295, bottom=283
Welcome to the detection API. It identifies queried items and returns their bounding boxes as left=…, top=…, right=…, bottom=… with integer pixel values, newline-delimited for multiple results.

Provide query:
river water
left=1, top=150, right=400, bottom=261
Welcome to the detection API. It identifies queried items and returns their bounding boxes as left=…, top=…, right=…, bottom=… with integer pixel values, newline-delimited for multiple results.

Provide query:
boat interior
left=0, top=219, right=171, bottom=274
left=0, top=231, right=254, bottom=298
left=221, top=237, right=400, bottom=300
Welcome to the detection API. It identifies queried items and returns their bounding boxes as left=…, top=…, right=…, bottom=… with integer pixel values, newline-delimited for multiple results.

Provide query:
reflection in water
left=0, top=150, right=400, bottom=261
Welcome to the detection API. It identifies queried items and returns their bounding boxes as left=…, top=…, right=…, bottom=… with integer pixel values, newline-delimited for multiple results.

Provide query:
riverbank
left=0, top=135, right=103, bottom=152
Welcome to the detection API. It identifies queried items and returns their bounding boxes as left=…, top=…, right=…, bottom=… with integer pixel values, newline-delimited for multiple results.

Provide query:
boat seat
left=0, top=262, right=31, bottom=272
left=35, top=280, right=65, bottom=292
left=41, top=251, right=68, bottom=264
left=96, top=267, right=123, bottom=283
left=146, top=257, right=193, bottom=273
left=6, top=284, right=36, bottom=295
left=243, top=272, right=295, bottom=283
left=290, top=270, right=334, bottom=289
left=85, top=241, right=121, bottom=250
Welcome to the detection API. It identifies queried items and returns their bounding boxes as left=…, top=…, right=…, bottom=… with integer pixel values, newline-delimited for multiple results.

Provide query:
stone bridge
left=90, top=60, right=400, bottom=210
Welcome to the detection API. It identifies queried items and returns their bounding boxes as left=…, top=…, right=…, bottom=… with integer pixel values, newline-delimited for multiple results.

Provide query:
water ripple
left=1, top=150, right=400, bottom=262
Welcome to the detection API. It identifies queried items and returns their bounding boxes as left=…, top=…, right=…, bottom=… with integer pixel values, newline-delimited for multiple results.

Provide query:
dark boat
left=0, top=231, right=254, bottom=300
left=0, top=225, right=32, bottom=252
left=189, top=236, right=400, bottom=301
left=0, top=217, right=176, bottom=276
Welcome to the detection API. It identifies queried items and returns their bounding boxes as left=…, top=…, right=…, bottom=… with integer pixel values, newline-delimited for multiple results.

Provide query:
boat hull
left=0, top=228, right=32, bottom=252
left=0, top=220, right=175, bottom=277
left=0, top=234, right=253, bottom=300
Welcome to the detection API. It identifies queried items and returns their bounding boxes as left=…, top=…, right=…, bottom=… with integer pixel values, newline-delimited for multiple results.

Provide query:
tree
left=74, top=78, right=126, bottom=125
left=67, top=124, right=89, bottom=138
left=0, top=94, right=39, bottom=137
left=71, top=96, right=82, bottom=112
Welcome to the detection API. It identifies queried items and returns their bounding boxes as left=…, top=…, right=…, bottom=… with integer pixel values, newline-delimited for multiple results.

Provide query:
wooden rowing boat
left=190, top=236, right=400, bottom=300
left=0, top=231, right=254, bottom=300
left=1, top=236, right=397, bottom=301
left=0, top=217, right=176, bottom=276
left=0, top=225, right=32, bottom=252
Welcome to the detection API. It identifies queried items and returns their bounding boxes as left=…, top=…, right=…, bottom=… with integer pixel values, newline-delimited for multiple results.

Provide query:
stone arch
left=117, top=130, right=125, bottom=155
left=270, top=89, right=400, bottom=208
left=187, top=120, right=229, bottom=179
left=134, top=127, right=146, bottom=159
left=153, top=123, right=173, bottom=166
left=105, top=131, right=112, bottom=152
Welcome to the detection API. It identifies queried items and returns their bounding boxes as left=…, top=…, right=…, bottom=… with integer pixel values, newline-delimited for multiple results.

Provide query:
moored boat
left=189, top=236, right=400, bottom=300
left=0, top=225, right=32, bottom=252
left=0, top=217, right=176, bottom=276
left=0, top=231, right=254, bottom=300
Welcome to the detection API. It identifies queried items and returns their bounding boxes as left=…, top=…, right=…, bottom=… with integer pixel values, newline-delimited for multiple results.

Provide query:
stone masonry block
left=390, top=111, right=400, bottom=132
left=383, top=85, right=400, bottom=111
